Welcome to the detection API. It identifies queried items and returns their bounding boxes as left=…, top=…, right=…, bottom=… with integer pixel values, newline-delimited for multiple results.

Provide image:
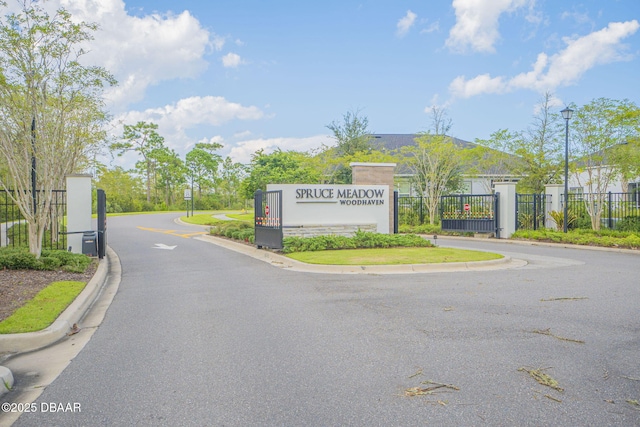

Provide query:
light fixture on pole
left=561, top=107, right=573, bottom=233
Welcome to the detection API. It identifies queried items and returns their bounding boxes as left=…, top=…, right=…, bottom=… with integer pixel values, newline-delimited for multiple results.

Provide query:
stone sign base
left=283, top=224, right=377, bottom=239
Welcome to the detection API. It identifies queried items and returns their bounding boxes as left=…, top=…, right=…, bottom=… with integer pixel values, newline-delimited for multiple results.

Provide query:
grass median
left=285, top=247, right=503, bottom=265
left=0, top=280, right=86, bottom=334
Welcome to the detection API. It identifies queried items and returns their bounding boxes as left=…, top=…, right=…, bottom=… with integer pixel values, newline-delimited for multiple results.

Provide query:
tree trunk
left=28, top=221, right=43, bottom=258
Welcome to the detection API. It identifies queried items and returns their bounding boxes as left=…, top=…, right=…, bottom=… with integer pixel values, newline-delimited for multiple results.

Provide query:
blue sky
left=30, top=0, right=640, bottom=165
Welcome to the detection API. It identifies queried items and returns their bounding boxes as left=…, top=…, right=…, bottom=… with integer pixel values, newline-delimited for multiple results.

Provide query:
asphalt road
left=7, top=214, right=640, bottom=426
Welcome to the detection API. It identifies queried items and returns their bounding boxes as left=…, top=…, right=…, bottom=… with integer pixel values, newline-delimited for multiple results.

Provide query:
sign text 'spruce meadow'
left=295, top=188, right=385, bottom=205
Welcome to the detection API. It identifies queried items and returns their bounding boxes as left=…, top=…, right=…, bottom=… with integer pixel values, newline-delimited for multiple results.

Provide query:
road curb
left=0, top=365, right=13, bottom=396
left=195, top=235, right=526, bottom=274
left=424, top=234, right=640, bottom=254
left=0, top=246, right=113, bottom=359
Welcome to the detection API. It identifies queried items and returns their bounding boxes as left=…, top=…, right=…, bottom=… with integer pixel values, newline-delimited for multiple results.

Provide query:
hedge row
left=282, top=230, right=433, bottom=253
left=0, top=248, right=92, bottom=272
left=511, top=229, right=640, bottom=249
left=210, top=221, right=255, bottom=243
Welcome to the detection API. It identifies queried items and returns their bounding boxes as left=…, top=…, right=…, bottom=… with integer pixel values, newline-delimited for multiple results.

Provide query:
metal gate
left=97, top=189, right=107, bottom=259
left=254, top=189, right=283, bottom=249
left=440, top=194, right=499, bottom=237
left=516, top=194, right=549, bottom=230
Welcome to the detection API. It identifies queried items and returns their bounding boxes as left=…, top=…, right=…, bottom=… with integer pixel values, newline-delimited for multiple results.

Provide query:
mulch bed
left=0, top=262, right=98, bottom=323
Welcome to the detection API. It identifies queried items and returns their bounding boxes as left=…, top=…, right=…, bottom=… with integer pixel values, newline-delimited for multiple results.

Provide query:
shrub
left=0, top=248, right=38, bottom=269
left=548, top=210, right=577, bottom=231
left=0, top=248, right=91, bottom=271
left=210, top=221, right=255, bottom=244
left=617, top=216, right=640, bottom=232
left=38, top=256, right=63, bottom=270
left=511, top=228, right=640, bottom=249
left=282, top=230, right=432, bottom=253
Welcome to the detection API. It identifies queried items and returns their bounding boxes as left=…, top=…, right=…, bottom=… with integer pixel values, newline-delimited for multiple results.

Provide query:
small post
left=608, top=191, right=613, bottom=229
left=31, top=116, right=37, bottom=215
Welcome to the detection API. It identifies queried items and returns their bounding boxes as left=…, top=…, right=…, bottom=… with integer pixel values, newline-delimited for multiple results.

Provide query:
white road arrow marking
left=154, top=243, right=177, bottom=250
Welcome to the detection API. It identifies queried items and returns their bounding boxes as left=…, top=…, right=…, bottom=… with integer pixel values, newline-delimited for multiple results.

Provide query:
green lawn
left=225, top=213, right=254, bottom=221
left=0, top=281, right=87, bottom=334
left=286, top=247, right=503, bottom=265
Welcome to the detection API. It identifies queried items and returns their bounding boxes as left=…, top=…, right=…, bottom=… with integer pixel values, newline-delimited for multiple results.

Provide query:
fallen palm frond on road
left=518, top=367, right=564, bottom=393
left=531, top=328, right=585, bottom=344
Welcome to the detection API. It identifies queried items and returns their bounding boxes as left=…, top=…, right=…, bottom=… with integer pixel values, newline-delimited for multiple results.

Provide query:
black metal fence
left=440, top=194, right=499, bottom=235
left=395, top=191, right=640, bottom=232
left=516, top=194, right=550, bottom=230
left=0, top=190, right=67, bottom=250
left=397, top=196, right=427, bottom=226
left=565, top=192, right=640, bottom=230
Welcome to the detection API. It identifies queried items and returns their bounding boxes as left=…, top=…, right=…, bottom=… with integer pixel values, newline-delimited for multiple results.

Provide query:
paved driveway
left=6, top=214, right=640, bottom=426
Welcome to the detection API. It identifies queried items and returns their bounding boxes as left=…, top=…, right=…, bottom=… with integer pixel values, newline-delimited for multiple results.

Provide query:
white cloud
left=519, top=20, right=640, bottom=90
left=115, top=96, right=264, bottom=130
left=396, top=10, right=417, bottom=38
left=449, top=74, right=507, bottom=98
left=222, top=52, right=243, bottom=68
left=420, top=21, right=440, bottom=35
left=449, top=20, right=640, bottom=97
left=233, top=130, right=253, bottom=139
left=229, top=135, right=334, bottom=164
left=108, top=96, right=264, bottom=161
left=446, top=0, right=532, bottom=53
left=52, top=0, right=220, bottom=109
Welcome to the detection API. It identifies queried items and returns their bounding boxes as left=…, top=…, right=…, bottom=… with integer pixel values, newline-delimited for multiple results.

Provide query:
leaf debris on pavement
left=518, top=367, right=564, bottom=392
left=408, top=368, right=423, bottom=379
left=405, top=380, right=460, bottom=397
left=540, top=297, right=588, bottom=302
left=531, top=328, right=585, bottom=344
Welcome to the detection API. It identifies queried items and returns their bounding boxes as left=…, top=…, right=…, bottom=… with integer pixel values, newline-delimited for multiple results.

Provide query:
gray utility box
left=82, top=231, right=98, bottom=257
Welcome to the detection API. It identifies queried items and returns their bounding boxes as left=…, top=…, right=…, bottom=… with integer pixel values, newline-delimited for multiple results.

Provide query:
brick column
left=350, top=162, right=396, bottom=234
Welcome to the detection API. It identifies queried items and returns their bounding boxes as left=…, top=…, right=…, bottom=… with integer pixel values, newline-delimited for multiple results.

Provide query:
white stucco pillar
left=66, top=174, right=93, bottom=254
left=544, top=184, right=563, bottom=229
left=494, top=182, right=517, bottom=239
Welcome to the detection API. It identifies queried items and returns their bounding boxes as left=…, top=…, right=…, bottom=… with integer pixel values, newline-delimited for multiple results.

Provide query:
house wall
left=572, top=168, right=640, bottom=193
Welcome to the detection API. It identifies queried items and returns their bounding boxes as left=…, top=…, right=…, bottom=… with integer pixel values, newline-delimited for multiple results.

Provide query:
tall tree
left=402, top=107, right=466, bottom=224
left=470, top=93, right=563, bottom=193
left=326, top=109, right=373, bottom=156
left=186, top=141, right=223, bottom=197
left=240, top=149, right=321, bottom=200
left=218, top=157, right=246, bottom=208
left=469, top=129, right=521, bottom=193
left=325, top=109, right=374, bottom=183
left=111, top=121, right=166, bottom=203
left=515, top=92, right=563, bottom=193
left=0, top=1, right=115, bottom=256
left=571, top=98, right=640, bottom=230
left=94, top=165, right=144, bottom=213
left=607, top=108, right=640, bottom=192
left=153, top=147, right=185, bottom=207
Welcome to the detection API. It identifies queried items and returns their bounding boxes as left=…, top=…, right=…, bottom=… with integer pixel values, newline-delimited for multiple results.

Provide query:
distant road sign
left=464, top=203, right=470, bottom=211
left=184, top=189, right=192, bottom=200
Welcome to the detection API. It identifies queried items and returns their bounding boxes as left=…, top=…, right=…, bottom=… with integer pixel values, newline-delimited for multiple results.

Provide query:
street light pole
left=561, top=107, right=573, bottom=233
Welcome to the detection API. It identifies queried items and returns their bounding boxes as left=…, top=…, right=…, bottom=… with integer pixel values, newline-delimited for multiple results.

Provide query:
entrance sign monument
left=264, top=162, right=397, bottom=239
left=267, top=184, right=390, bottom=236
